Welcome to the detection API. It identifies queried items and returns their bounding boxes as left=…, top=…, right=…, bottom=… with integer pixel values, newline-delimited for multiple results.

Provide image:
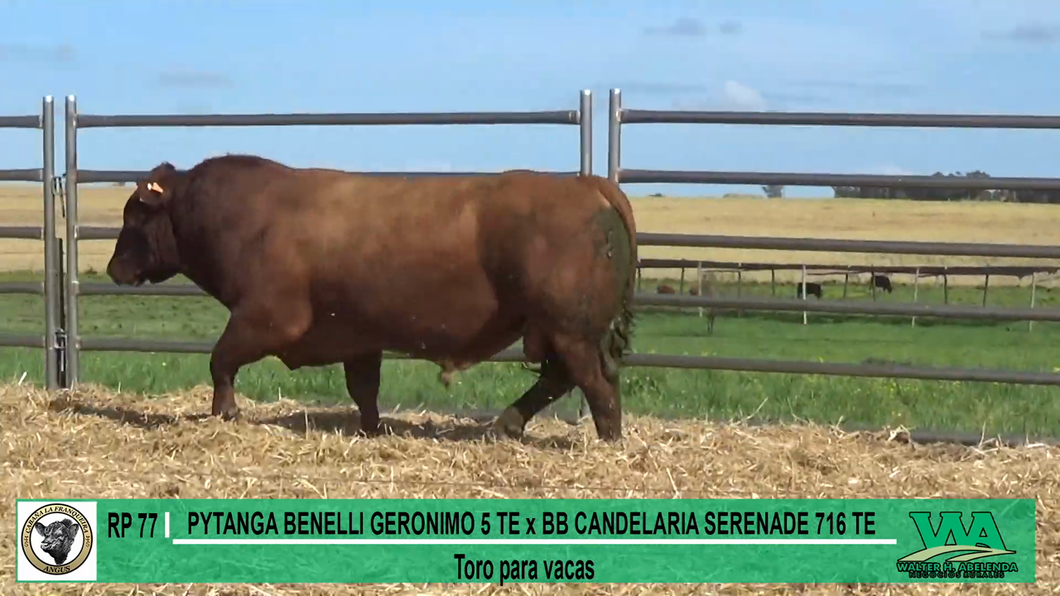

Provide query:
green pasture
left=1, top=271, right=1059, bottom=438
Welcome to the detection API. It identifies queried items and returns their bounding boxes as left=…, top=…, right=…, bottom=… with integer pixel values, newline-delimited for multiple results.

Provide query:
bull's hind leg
left=494, top=353, right=574, bottom=438
left=343, top=352, right=383, bottom=436
left=551, top=333, right=622, bottom=442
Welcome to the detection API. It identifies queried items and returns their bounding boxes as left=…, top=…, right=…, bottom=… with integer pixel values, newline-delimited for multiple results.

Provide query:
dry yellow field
left=2, top=183, right=1060, bottom=287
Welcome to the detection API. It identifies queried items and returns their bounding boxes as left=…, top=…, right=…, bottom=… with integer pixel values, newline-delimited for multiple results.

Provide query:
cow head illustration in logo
left=34, top=518, right=81, bottom=565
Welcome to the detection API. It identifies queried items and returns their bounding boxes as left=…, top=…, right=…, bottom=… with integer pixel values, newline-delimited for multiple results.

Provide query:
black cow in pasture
left=795, top=282, right=823, bottom=299
left=872, top=274, right=893, bottom=293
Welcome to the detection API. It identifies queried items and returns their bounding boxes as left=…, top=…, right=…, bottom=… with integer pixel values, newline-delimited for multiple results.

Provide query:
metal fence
left=61, top=91, right=594, bottom=386
left=0, top=97, right=60, bottom=390
left=2, top=88, right=1060, bottom=402
left=606, top=87, right=1060, bottom=386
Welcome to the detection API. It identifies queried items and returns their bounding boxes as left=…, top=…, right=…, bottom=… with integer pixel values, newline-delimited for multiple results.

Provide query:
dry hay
left=1, top=383, right=1058, bottom=596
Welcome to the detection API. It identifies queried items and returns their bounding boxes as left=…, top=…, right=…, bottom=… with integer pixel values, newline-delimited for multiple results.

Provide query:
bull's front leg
left=209, top=308, right=310, bottom=419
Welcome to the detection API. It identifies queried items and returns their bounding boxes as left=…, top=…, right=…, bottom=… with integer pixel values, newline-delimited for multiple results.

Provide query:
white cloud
left=722, top=80, right=767, bottom=111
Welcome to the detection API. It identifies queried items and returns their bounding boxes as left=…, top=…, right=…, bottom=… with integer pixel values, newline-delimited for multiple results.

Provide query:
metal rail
left=76, top=110, right=580, bottom=128
left=74, top=225, right=1060, bottom=259
left=77, top=169, right=582, bottom=184
left=0, top=282, right=44, bottom=295
left=0, top=334, right=45, bottom=348
left=74, top=280, right=1060, bottom=323
left=637, top=293, right=1060, bottom=322
left=637, top=232, right=1060, bottom=259
left=0, top=169, right=43, bottom=182
left=0, top=226, right=43, bottom=240
left=620, top=169, right=1060, bottom=191
left=637, top=258, right=1060, bottom=277
left=73, top=340, right=1060, bottom=388
left=620, top=109, right=1060, bottom=129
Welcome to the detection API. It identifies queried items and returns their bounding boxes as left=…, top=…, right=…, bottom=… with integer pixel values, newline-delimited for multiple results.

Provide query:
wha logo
left=896, top=511, right=1018, bottom=580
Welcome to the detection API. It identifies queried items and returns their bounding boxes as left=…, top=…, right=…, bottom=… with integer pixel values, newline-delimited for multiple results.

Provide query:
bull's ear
left=34, top=521, right=46, bottom=536
left=137, top=180, right=171, bottom=208
left=64, top=519, right=80, bottom=538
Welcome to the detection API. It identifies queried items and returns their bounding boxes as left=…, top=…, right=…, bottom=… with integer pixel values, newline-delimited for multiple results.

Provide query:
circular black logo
left=20, top=503, right=94, bottom=575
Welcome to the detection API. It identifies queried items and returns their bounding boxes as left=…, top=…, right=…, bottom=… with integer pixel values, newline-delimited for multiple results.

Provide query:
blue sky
left=2, top=0, right=1060, bottom=198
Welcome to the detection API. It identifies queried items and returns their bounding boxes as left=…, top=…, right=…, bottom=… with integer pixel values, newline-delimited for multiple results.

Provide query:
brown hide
left=107, top=154, right=638, bottom=441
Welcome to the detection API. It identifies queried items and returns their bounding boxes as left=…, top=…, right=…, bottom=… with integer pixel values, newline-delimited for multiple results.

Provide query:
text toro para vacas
left=183, top=509, right=876, bottom=537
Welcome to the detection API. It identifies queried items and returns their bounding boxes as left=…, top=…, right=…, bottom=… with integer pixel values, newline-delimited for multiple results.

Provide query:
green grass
left=2, top=271, right=1060, bottom=438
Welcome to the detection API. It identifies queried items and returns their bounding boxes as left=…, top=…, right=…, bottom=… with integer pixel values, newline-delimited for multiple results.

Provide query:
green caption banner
left=15, top=498, right=1035, bottom=584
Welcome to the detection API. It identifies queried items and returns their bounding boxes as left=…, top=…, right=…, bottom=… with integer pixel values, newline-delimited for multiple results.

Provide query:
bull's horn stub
left=147, top=182, right=164, bottom=193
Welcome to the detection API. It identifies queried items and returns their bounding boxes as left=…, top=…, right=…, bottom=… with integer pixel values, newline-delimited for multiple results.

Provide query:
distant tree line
left=765, top=171, right=1060, bottom=203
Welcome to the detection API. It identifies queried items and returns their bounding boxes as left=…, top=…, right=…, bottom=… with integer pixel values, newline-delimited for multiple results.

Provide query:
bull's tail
left=585, top=176, right=638, bottom=384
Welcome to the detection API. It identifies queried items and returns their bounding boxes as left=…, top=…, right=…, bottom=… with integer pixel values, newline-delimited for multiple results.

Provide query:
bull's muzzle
left=106, top=258, right=138, bottom=286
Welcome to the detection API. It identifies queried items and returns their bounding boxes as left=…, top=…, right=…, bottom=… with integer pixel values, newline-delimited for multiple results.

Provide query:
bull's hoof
left=356, top=424, right=383, bottom=438
left=211, top=404, right=240, bottom=421
left=492, top=407, right=525, bottom=439
left=595, top=424, right=622, bottom=443
left=343, top=415, right=381, bottom=438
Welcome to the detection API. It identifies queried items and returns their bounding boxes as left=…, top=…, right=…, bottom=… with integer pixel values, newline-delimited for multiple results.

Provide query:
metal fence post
left=56, top=237, right=66, bottom=387
left=41, top=96, right=60, bottom=390
left=608, top=89, right=621, bottom=183
left=579, top=89, right=592, bottom=177
left=63, top=96, right=80, bottom=387
left=577, top=88, right=593, bottom=421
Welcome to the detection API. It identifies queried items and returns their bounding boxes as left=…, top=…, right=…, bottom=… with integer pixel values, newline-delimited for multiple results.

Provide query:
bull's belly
left=274, top=306, right=525, bottom=370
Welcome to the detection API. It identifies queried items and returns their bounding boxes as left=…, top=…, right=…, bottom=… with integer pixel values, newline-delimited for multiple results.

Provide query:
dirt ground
left=1, top=383, right=1057, bottom=595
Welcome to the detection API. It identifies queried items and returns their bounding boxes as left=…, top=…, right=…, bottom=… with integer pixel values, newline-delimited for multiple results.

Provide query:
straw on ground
left=1, top=383, right=1056, bottom=595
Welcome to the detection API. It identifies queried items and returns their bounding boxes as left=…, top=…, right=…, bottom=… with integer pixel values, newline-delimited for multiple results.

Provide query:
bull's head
left=34, top=518, right=80, bottom=565
left=106, top=162, right=183, bottom=286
